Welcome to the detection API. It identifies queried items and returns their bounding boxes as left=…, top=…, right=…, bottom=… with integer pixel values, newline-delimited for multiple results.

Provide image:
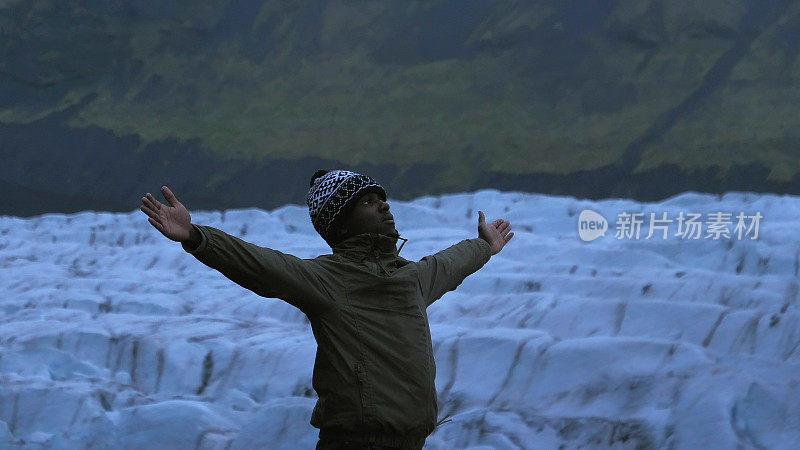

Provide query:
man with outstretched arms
left=140, top=170, right=514, bottom=450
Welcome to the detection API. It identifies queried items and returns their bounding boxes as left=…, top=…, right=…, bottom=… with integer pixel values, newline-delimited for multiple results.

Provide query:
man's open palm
left=478, top=210, right=514, bottom=255
left=140, top=186, right=192, bottom=242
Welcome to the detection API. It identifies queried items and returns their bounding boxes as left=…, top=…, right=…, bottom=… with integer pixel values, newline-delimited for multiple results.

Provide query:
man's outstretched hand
left=140, top=186, right=192, bottom=243
left=478, top=210, right=514, bottom=256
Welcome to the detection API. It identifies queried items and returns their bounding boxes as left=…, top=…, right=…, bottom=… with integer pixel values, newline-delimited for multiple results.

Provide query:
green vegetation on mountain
left=1, top=0, right=799, bottom=212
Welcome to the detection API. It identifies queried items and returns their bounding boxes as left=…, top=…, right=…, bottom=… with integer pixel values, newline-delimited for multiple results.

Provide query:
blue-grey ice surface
left=1, top=189, right=799, bottom=449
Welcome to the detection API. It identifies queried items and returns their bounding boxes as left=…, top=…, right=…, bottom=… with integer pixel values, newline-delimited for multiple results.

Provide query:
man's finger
left=162, top=185, right=179, bottom=206
left=148, top=217, right=165, bottom=233
left=494, top=221, right=507, bottom=233
left=146, top=193, right=161, bottom=210
left=140, top=205, right=159, bottom=221
left=478, top=210, right=485, bottom=224
left=505, top=232, right=514, bottom=243
left=142, top=196, right=159, bottom=214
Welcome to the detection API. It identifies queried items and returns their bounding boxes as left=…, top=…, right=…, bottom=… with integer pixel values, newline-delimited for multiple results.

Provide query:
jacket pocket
left=354, top=361, right=367, bottom=425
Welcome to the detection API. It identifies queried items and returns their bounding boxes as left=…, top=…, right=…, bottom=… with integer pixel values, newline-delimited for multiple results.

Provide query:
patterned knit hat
left=306, top=169, right=387, bottom=246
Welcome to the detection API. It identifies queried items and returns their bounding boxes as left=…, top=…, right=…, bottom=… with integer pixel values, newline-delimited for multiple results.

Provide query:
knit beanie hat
left=306, top=169, right=387, bottom=246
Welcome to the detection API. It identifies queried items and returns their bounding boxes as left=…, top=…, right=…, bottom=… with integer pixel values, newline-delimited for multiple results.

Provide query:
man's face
left=341, top=191, right=397, bottom=239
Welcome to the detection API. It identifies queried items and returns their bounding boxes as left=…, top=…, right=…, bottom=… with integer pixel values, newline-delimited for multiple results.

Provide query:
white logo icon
left=578, top=209, right=608, bottom=242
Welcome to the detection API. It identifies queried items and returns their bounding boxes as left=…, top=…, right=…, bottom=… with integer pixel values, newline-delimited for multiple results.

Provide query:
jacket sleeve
left=181, top=224, right=331, bottom=314
left=416, top=237, right=492, bottom=307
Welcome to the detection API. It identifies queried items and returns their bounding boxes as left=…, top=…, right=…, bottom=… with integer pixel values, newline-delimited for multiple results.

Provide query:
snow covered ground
left=1, top=189, right=799, bottom=449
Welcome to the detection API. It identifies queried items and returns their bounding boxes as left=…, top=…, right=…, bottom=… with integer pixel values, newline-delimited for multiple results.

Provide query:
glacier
left=1, top=189, right=799, bottom=449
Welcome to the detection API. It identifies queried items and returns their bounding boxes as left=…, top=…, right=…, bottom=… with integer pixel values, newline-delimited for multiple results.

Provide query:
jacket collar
left=332, top=232, right=408, bottom=260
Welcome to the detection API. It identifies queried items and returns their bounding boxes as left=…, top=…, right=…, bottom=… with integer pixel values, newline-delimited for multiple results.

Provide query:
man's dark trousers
left=316, top=437, right=424, bottom=450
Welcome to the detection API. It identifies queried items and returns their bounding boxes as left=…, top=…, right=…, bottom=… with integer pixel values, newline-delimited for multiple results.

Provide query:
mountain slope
left=2, top=0, right=800, bottom=215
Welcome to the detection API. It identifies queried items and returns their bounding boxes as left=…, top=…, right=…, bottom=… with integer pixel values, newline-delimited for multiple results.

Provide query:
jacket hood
left=332, top=232, right=408, bottom=259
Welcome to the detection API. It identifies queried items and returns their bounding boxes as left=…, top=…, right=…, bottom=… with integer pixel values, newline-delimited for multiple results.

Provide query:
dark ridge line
left=612, top=1, right=794, bottom=175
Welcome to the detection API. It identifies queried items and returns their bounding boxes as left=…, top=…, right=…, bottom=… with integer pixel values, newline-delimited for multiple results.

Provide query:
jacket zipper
left=373, top=249, right=392, bottom=276
left=355, top=361, right=367, bottom=424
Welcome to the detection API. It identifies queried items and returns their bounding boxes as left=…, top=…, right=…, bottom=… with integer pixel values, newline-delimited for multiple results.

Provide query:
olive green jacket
left=183, top=224, right=492, bottom=448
